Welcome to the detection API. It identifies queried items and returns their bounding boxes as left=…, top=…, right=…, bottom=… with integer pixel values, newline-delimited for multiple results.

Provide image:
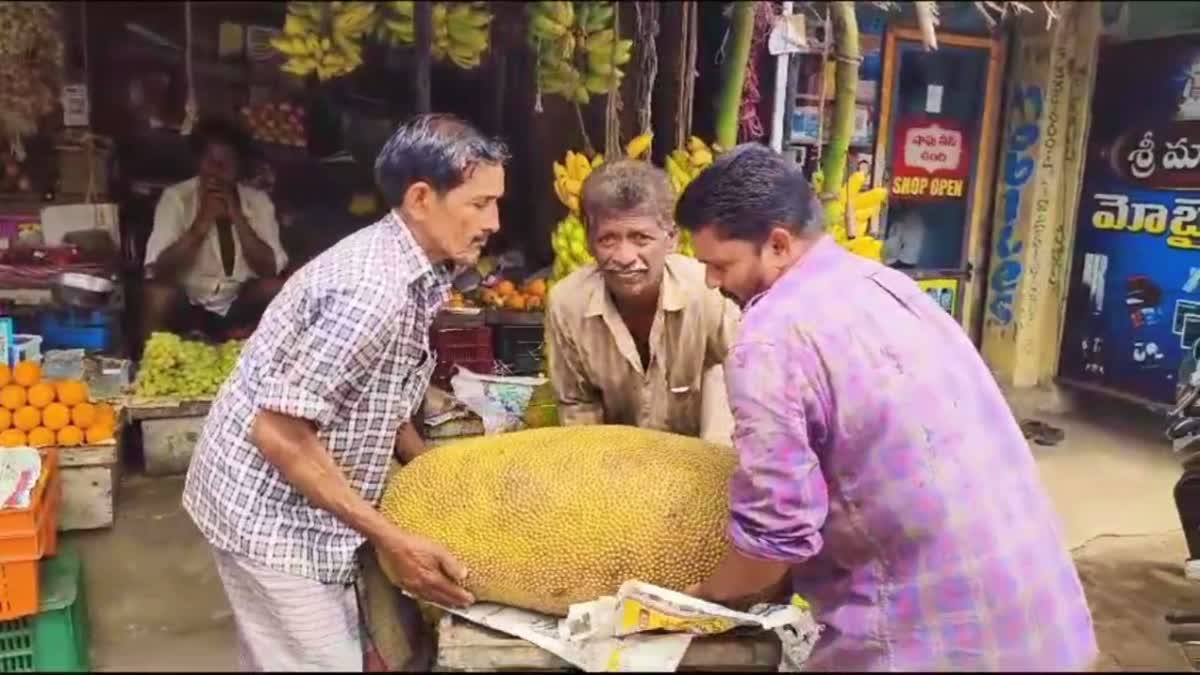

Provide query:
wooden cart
left=433, top=614, right=782, bottom=672
left=358, top=546, right=784, bottom=673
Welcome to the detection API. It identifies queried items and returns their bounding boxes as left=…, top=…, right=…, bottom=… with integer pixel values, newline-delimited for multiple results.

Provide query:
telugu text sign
left=890, top=118, right=970, bottom=200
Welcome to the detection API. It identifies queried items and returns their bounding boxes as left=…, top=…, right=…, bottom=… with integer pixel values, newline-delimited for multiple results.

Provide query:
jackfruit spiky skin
left=377, top=425, right=738, bottom=616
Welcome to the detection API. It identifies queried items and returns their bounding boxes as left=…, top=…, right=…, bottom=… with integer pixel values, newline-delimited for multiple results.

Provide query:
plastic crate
left=38, top=311, right=118, bottom=352
left=431, top=326, right=494, bottom=388
left=0, top=544, right=89, bottom=673
left=0, top=448, right=59, bottom=561
left=0, top=448, right=61, bottom=623
left=493, top=324, right=545, bottom=376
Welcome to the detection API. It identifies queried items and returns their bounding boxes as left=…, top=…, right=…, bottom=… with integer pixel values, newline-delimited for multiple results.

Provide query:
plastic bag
left=449, top=367, right=547, bottom=435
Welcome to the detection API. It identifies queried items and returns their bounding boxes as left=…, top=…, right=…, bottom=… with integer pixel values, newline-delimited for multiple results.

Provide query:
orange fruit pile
left=477, top=278, right=548, bottom=312
left=0, top=362, right=116, bottom=448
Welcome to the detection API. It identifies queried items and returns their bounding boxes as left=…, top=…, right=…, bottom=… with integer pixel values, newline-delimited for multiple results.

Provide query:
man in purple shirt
left=676, top=145, right=1097, bottom=671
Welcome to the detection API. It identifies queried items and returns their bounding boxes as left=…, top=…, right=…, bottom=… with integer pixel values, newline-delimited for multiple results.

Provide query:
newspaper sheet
left=422, top=580, right=822, bottom=672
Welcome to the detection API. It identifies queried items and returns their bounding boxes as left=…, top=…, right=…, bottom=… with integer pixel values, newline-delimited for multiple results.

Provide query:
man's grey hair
left=374, top=113, right=510, bottom=206
left=579, top=159, right=677, bottom=234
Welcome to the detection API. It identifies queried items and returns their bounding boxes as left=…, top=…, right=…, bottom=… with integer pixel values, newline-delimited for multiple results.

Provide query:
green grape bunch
left=135, top=332, right=247, bottom=399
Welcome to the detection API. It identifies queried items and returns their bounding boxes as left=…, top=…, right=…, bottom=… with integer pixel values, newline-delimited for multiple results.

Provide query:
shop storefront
left=1060, top=34, right=1200, bottom=406
left=782, top=9, right=1006, bottom=343
left=872, top=27, right=1005, bottom=342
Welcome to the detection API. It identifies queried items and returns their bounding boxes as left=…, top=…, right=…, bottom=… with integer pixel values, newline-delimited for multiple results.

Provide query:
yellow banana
left=586, top=50, right=614, bottom=77
left=271, top=35, right=309, bottom=57
left=664, top=156, right=691, bottom=187
left=563, top=177, right=583, bottom=196
left=591, top=154, right=604, bottom=169
left=547, top=1, right=574, bottom=28
left=585, top=29, right=615, bottom=53
left=584, top=74, right=612, bottom=95
left=847, top=170, right=866, bottom=197
left=448, top=24, right=488, bottom=50
left=530, top=13, right=569, bottom=40
left=613, top=39, right=633, bottom=65
left=625, top=133, right=653, bottom=159
left=283, top=14, right=314, bottom=36
left=689, top=147, right=714, bottom=168
left=553, top=179, right=570, bottom=207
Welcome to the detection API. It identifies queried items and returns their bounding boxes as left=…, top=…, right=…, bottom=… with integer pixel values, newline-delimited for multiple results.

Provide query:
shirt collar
left=744, top=235, right=843, bottom=311
left=383, top=210, right=450, bottom=287
left=583, top=255, right=689, bottom=318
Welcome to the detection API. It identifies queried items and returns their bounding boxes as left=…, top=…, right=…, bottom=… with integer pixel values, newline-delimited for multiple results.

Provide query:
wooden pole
left=819, top=1, right=859, bottom=198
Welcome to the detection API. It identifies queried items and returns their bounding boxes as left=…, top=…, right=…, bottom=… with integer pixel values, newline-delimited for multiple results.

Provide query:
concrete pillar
left=980, top=3, right=1102, bottom=397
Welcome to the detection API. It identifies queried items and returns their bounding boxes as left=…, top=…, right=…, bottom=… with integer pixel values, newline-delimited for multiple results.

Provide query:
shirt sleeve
left=143, top=188, right=187, bottom=269
left=544, top=293, right=604, bottom=425
left=245, top=189, right=289, bottom=274
left=704, top=291, right=742, bottom=368
left=724, top=337, right=829, bottom=564
left=256, top=284, right=398, bottom=428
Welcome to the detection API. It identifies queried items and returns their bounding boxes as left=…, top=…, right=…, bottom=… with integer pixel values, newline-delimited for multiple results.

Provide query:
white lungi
left=212, top=548, right=363, bottom=672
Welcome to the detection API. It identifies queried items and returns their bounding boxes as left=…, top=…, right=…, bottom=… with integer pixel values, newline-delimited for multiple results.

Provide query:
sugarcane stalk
left=714, top=2, right=756, bottom=148
left=819, top=0, right=859, bottom=200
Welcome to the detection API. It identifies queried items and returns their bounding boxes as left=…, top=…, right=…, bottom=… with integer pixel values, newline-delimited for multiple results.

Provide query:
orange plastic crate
left=0, top=448, right=63, bottom=621
left=0, top=447, right=59, bottom=562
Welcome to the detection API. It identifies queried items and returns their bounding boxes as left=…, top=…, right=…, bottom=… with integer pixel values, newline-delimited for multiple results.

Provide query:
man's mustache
left=598, top=260, right=648, bottom=274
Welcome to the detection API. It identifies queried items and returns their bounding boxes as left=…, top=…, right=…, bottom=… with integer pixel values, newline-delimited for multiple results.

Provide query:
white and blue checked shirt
left=183, top=212, right=452, bottom=584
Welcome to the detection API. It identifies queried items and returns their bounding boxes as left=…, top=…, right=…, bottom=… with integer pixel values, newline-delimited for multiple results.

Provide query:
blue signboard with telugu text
left=1060, top=35, right=1200, bottom=404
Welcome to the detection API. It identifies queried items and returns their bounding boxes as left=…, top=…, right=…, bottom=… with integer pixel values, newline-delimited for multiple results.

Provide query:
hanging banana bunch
left=547, top=132, right=711, bottom=280
left=663, top=136, right=724, bottom=258
left=813, top=169, right=889, bottom=262
left=373, top=1, right=415, bottom=46
left=270, top=2, right=375, bottom=81
left=528, top=1, right=633, bottom=105
left=373, top=1, right=493, bottom=70
left=548, top=149, right=603, bottom=282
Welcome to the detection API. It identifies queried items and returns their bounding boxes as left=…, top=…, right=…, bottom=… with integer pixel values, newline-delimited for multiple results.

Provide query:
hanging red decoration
left=738, top=2, right=777, bottom=143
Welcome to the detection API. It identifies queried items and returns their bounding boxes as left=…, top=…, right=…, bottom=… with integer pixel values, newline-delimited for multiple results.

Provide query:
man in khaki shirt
left=545, top=160, right=739, bottom=445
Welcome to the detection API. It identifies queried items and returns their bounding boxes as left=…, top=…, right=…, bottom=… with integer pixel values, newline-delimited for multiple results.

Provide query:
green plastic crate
left=0, top=544, right=89, bottom=673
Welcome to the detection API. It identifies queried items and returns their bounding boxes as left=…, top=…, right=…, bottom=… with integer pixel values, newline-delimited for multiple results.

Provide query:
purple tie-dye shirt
left=725, top=236, right=1097, bottom=671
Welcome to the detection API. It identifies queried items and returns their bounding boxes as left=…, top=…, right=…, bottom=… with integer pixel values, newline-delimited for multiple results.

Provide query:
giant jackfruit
left=377, top=425, right=737, bottom=616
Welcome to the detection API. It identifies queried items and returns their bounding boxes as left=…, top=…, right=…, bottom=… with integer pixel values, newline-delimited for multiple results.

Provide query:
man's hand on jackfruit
left=377, top=531, right=475, bottom=608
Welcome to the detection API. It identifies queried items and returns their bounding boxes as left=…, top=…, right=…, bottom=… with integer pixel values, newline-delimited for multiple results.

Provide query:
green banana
left=530, top=13, right=569, bottom=40
left=583, top=4, right=614, bottom=32
left=447, top=22, right=487, bottom=48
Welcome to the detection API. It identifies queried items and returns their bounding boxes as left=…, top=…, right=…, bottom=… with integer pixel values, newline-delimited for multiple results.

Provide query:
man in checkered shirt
left=182, top=114, right=508, bottom=671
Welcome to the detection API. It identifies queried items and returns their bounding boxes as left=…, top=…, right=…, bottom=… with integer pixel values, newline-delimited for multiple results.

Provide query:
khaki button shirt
left=544, top=254, right=740, bottom=445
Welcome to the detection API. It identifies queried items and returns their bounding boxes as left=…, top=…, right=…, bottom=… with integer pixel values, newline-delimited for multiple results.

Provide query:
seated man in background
left=545, top=160, right=739, bottom=445
left=141, top=117, right=289, bottom=347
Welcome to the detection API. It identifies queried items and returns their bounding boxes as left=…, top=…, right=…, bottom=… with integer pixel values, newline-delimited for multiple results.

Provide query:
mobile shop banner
left=889, top=116, right=971, bottom=201
left=1061, top=36, right=1200, bottom=404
